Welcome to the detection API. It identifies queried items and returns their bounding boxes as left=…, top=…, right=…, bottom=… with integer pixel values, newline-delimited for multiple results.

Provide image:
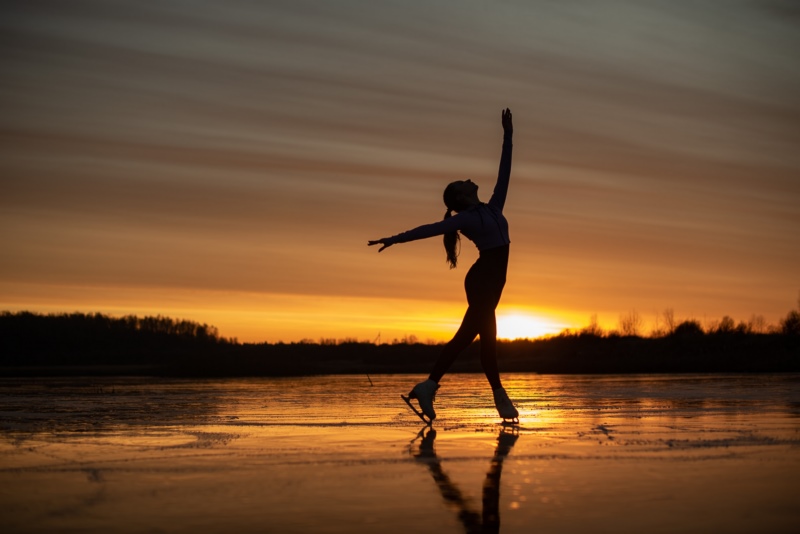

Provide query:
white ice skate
left=401, top=379, right=439, bottom=425
left=493, top=387, right=519, bottom=424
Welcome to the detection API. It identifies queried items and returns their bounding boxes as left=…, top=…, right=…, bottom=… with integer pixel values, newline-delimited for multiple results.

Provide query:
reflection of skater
left=369, top=109, right=519, bottom=424
left=409, top=427, right=519, bottom=533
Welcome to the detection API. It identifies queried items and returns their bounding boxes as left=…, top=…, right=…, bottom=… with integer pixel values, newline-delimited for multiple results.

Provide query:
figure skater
left=368, top=108, right=519, bottom=423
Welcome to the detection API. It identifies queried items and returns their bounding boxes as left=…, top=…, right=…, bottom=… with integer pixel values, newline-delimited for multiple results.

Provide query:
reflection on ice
left=410, top=426, right=519, bottom=533
left=1, top=374, right=799, bottom=533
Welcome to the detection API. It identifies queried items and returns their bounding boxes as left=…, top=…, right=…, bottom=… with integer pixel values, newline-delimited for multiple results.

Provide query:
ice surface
left=1, top=374, right=799, bottom=533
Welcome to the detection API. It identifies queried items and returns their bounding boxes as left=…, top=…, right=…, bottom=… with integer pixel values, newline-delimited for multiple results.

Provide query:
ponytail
left=443, top=209, right=460, bottom=269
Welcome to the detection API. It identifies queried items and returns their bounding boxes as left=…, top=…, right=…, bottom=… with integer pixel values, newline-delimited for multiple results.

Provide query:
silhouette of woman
left=369, top=108, right=518, bottom=423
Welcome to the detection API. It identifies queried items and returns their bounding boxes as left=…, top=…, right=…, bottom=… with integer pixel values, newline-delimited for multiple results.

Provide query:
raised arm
left=488, top=108, right=513, bottom=211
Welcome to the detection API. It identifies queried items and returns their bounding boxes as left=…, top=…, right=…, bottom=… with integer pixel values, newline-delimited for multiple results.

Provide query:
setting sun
left=496, top=312, right=562, bottom=340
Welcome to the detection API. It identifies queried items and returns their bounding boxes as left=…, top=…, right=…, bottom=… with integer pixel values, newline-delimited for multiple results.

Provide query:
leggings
left=429, top=244, right=509, bottom=389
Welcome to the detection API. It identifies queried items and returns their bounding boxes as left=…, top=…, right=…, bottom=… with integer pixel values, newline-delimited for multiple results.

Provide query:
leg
left=474, top=289, right=519, bottom=421
left=478, top=310, right=502, bottom=390
left=428, top=306, right=481, bottom=383
left=406, top=305, right=480, bottom=423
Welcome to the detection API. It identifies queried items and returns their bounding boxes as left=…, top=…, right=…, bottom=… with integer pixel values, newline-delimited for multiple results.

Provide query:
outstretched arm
left=369, top=214, right=465, bottom=253
left=488, top=108, right=513, bottom=210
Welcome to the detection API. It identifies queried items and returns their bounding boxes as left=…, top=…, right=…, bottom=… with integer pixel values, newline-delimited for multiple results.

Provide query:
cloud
left=1, top=0, right=798, bottom=340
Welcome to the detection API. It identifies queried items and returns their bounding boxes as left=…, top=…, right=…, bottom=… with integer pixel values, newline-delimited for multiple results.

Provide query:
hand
left=501, top=108, right=513, bottom=135
left=368, top=239, right=393, bottom=252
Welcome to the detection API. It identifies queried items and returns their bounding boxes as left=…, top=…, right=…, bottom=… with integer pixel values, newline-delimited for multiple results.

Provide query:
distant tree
left=781, top=310, right=800, bottom=335
left=650, top=312, right=667, bottom=337
left=393, top=334, right=419, bottom=345
left=715, top=316, right=736, bottom=333
left=747, top=314, right=767, bottom=334
left=618, top=309, right=642, bottom=337
left=672, top=319, right=704, bottom=337
left=581, top=314, right=603, bottom=337
left=662, top=308, right=676, bottom=335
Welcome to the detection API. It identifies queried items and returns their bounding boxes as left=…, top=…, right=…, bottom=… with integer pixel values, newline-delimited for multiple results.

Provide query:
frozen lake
left=1, top=373, right=799, bottom=533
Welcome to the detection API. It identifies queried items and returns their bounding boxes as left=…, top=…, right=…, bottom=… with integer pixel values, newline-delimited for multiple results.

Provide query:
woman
left=368, top=108, right=519, bottom=424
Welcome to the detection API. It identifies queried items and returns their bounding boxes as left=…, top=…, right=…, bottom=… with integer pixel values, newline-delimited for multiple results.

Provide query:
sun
left=496, top=312, right=560, bottom=340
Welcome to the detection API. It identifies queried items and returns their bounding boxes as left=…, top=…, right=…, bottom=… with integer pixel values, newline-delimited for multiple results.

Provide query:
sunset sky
left=2, top=1, right=799, bottom=343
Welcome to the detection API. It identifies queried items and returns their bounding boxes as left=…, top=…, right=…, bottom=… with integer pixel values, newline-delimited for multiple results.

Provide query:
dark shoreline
left=2, top=311, right=798, bottom=377
left=2, top=335, right=798, bottom=377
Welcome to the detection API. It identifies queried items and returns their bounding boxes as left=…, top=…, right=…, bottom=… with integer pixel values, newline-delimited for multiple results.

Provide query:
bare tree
left=651, top=311, right=665, bottom=337
left=716, top=316, right=736, bottom=333
left=619, top=309, right=643, bottom=337
left=581, top=314, right=603, bottom=336
left=662, top=308, right=676, bottom=335
left=747, top=314, right=766, bottom=334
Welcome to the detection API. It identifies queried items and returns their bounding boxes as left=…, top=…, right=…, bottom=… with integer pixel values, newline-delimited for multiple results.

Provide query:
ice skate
left=401, top=379, right=439, bottom=425
left=492, top=387, right=519, bottom=424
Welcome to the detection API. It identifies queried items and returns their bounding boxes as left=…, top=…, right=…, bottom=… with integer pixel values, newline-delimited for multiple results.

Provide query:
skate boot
left=493, top=387, right=519, bottom=424
left=401, top=379, right=439, bottom=424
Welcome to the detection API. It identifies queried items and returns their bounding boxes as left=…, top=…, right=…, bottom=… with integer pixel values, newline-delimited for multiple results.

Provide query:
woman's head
left=442, top=180, right=479, bottom=269
left=443, top=180, right=479, bottom=213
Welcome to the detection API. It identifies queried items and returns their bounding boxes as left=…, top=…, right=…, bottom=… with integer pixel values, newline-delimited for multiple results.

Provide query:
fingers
left=368, top=239, right=391, bottom=252
left=502, top=108, right=513, bottom=136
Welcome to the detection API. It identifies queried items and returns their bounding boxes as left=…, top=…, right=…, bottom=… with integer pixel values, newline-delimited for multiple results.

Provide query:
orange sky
left=1, top=1, right=799, bottom=343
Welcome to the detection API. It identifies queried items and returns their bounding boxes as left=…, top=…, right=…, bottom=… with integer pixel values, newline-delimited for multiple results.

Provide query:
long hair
left=443, top=182, right=462, bottom=269
left=443, top=209, right=460, bottom=269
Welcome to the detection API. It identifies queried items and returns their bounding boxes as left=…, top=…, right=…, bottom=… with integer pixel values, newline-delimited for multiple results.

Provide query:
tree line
left=0, top=309, right=797, bottom=376
left=0, top=311, right=233, bottom=369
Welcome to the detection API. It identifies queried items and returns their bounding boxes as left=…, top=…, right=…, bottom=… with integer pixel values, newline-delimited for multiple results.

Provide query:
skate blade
left=500, top=417, right=520, bottom=426
left=401, top=394, right=432, bottom=426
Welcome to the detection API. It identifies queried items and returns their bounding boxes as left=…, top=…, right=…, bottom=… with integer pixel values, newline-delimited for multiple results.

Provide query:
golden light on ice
left=496, top=312, right=561, bottom=340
